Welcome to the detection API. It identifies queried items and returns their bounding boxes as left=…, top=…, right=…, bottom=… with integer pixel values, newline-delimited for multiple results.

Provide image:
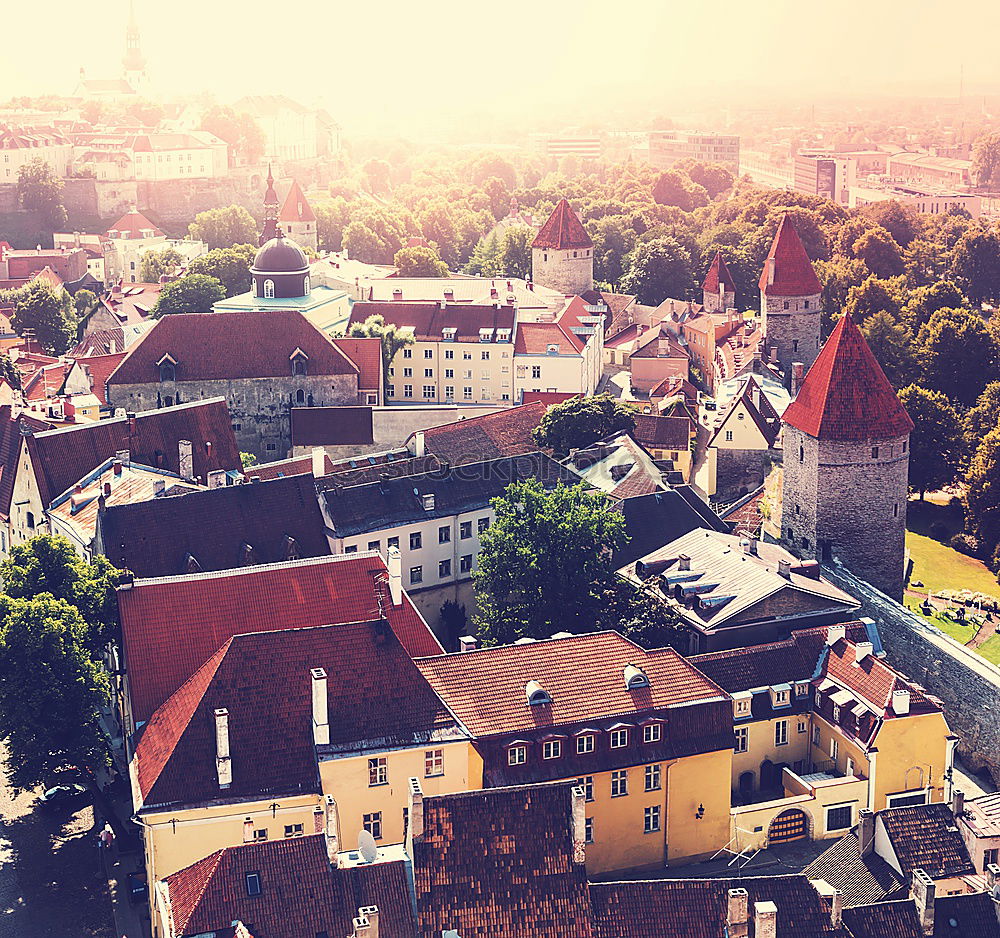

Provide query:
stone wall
left=783, top=428, right=909, bottom=600
left=823, top=563, right=1000, bottom=785
left=135, top=178, right=259, bottom=231
left=530, top=247, right=593, bottom=296
left=715, top=447, right=774, bottom=499
left=63, top=178, right=137, bottom=225
left=760, top=293, right=821, bottom=382
left=108, top=374, right=358, bottom=460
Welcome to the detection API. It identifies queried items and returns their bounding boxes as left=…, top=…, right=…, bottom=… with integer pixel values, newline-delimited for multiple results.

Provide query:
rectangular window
left=424, top=349, right=433, bottom=359
left=643, top=723, right=661, bottom=743
left=363, top=812, right=382, bottom=840
left=481, top=350, right=490, bottom=360
left=478, top=517, right=490, bottom=534
left=438, top=526, right=451, bottom=543
left=611, top=769, right=628, bottom=797
left=344, top=545, right=358, bottom=554
left=409, top=566, right=422, bottom=584
left=585, top=817, right=594, bottom=843
left=284, top=823, right=304, bottom=838
left=438, top=559, right=451, bottom=578
left=252, top=828, right=268, bottom=841
left=245, top=871, right=262, bottom=896
left=423, top=385, right=434, bottom=398
left=387, top=536, right=399, bottom=550
left=610, top=728, right=628, bottom=749
left=847, top=757, right=855, bottom=777
left=424, top=749, right=443, bottom=777
left=830, top=738, right=839, bottom=760
left=542, top=740, right=562, bottom=760
left=798, top=720, right=807, bottom=734
left=444, top=386, right=454, bottom=399
left=404, top=385, right=413, bottom=398
left=508, top=745, right=526, bottom=766
left=368, top=757, right=387, bottom=786
left=532, top=365, right=541, bottom=379
left=645, top=764, right=661, bottom=791
left=460, top=520, right=472, bottom=539
left=826, top=804, right=853, bottom=832
left=725, top=430, right=733, bottom=442
left=460, top=554, right=473, bottom=573
left=403, top=349, right=412, bottom=359
left=463, top=351, right=472, bottom=360
left=577, top=734, right=595, bottom=754
left=644, top=805, right=661, bottom=833
left=735, top=726, right=748, bottom=753
left=985, top=848, right=999, bottom=867
left=410, top=531, right=422, bottom=550
left=445, top=368, right=454, bottom=379
left=403, top=367, right=413, bottom=377
left=367, top=540, right=380, bottom=552
left=887, top=790, right=929, bottom=808
left=424, top=369, right=433, bottom=378
left=445, top=349, right=454, bottom=359
left=463, top=387, right=473, bottom=400
left=576, top=776, right=594, bottom=802
left=775, top=720, right=788, bottom=747
left=812, top=726, right=821, bottom=747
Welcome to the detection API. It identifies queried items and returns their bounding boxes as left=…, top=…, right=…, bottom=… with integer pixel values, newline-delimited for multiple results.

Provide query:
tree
left=589, top=215, right=637, bottom=289
left=189, top=205, right=257, bottom=250
left=16, top=157, right=67, bottom=229
left=347, top=314, right=414, bottom=392
left=861, top=200, right=918, bottom=248
left=473, top=480, right=628, bottom=643
left=902, top=280, right=968, bottom=330
left=139, top=246, right=183, bottom=284
left=186, top=244, right=256, bottom=296
left=897, top=385, right=965, bottom=498
left=619, top=236, right=695, bottom=305
left=843, top=276, right=905, bottom=323
left=861, top=313, right=919, bottom=390
left=152, top=274, right=226, bottom=316
left=0, top=535, right=127, bottom=657
left=918, top=307, right=998, bottom=405
left=965, top=382, right=1000, bottom=450
left=240, top=452, right=258, bottom=469
left=973, top=131, right=1000, bottom=188
left=652, top=170, right=699, bottom=211
left=951, top=227, right=1000, bottom=305
left=6, top=281, right=75, bottom=353
left=965, top=426, right=1000, bottom=562
left=0, top=595, right=110, bottom=798
left=73, top=288, right=98, bottom=320
left=314, top=199, right=351, bottom=253
left=393, top=245, right=448, bottom=277
left=497, top=225, right=533, bottom=280
left=438, top=600, right=467, bottom=653
left=0, top=355, right=20, bottom=391
left=533, top=394, right=636, bottom=455
left=200, top=106, right=265, bottom=165
left=853, top=227, right=904, bottom=278
left=481, top=176, right=510, bottom=220
left=362, top=159, right=391, bottom=196
left=678, top=160, right=734, bottom=199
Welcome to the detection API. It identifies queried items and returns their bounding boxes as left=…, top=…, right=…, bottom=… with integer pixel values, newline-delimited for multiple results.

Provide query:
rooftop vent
left=624, top=664, right=649, bottom=690
left=525, top=680, right=551, bottom=706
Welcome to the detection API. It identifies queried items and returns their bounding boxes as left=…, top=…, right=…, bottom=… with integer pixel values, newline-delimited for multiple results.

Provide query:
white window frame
left=735, top=726, right=749, bottom=753
left=643, top=805, right=661, bottom=833
left=643, top=723, right=661, bottom=744
left=576, top=734, right=595, bottom=755
left=542, top=739, right=562, bottom=760
left=775, top=719, right=788, bottom=747
left=424, top=749, right=443, bottom=777
left=507, top=745, right=527, bottom=766
left=610, top=728, right=628, bottom=749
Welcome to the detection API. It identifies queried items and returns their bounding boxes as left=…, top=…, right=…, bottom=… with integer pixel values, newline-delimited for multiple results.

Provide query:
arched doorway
left=738, top=772, right=755, bottom=799
left=769, top=809, right=808, bottom=845
left=759, top=759, right=780, bottom=790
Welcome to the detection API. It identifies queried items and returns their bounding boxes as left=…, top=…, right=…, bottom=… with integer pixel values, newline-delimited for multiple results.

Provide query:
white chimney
left=153, top=478, right=166, bottom=497
left=726, top=888, right=748, bottom=938
left=810, top=879, right=842, bottom=928
left=178, top=439, right=193, bottom=479
left=355, top=907, right=379, bottom=938
left=312, top=668, right=329, bottom=745
left=323, top=794, right=340, bottom=862
left=406, top=777, right=424, bottom=854
left=911, top=869, right=935, bottom=937
left=778, top=559, right=792, bottom=578
left=214, top=707, right=232, bottom=788
left=855, top=641, right=873, bottom=663
left=414, top=430, right=425, bottom=458
left=570, top=783, right=586, bottom=863
left=826, top=624, right=846, bottom=646
left=678, top=554, right=691, bottom=571
left=754, top=901, right=777, bottom=938
left=243, top=817, right=254, bottom=842
left=387, top=546, right=402, bottom=606
left=892, top=688, right=911, bottom=715
left=312, top=447, right=326, bottom=478
left=458, top=635, right=478, bottom=653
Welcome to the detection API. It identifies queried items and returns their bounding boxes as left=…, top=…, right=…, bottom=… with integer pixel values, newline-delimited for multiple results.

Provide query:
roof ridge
left=169, top=849, right=225, bottom=933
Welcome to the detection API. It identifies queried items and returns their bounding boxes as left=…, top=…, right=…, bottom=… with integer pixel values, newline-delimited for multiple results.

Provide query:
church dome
left=250, top=230, right=311, bottom=300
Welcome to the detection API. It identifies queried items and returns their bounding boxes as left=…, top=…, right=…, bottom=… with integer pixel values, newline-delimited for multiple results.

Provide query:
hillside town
left=6, top=4, right=1000, bottom=938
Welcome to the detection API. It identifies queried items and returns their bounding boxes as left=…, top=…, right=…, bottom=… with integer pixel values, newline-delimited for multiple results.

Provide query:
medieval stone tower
left=531, top=199, right=593, bottom=295
left=702, top=251, right=736, bottom=312
left=759, top=215, right=822, bottom=388
left=780, top=314, right=913, bottom=600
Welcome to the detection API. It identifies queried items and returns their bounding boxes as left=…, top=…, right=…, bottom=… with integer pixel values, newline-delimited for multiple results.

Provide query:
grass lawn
left=903, top=600, right=978, bottom=644
left=906, top=531, right=1000, bottom=601
left=974, top=634, right=1000, bottom=667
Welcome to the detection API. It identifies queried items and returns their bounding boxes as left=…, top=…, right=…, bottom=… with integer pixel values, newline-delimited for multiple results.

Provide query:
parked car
left=37, top=783, right=87, bottom=809
left=127, top=870, right=148, bottom=904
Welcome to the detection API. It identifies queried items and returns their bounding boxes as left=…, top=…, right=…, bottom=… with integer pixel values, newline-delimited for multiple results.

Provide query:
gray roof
left=802, top=832, right=904, bottom=907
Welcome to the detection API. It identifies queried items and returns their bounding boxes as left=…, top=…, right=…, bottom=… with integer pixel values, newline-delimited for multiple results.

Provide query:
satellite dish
left=358, top=829, right=378, bottom=863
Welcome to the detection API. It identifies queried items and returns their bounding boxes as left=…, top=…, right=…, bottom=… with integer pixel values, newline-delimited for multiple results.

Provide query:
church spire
left=259, top=165, right=280, bottom=247
left=122, top=0, right=146, bottom=74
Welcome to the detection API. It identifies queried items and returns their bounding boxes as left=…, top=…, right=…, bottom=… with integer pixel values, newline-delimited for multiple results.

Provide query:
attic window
left=733, top=692, right=752, bottom=719
left=291, top=351, right=308, bottom=376
left=159, top=361, right=175, bottom=382
left=245, top=871, right=262, bottom=897
left=525, top=680, right=551, bottom=706
left=795, top=682, right=809, bottom=698
left=624, top=664, right=649, bottom=690
left=546, top=344, right=560, bottom=355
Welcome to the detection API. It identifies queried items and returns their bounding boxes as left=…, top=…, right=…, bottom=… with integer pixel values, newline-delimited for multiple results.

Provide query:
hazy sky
left=3, top=0, right=999, bottom=132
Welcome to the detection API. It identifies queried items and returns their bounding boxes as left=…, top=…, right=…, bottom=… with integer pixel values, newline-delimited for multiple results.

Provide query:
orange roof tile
left=278, top=179, right=316, bottom=224
left=701, top=251, right=736, bottom=294
left=758, top=215, right=822, bottom=296
left=532, top=200, right=592, bottom=250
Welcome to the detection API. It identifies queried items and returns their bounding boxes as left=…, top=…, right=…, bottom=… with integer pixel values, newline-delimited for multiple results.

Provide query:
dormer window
left=290, top=349, right=308, bottom=376
left=542, top=739, right=562, bottom=760
left=795, top=682, right=809, bottom=698
left=733, top=691, right=752, bottom=719
left=159, top=361, right=175, bottom=382
left=609, top=727, right=628, bottom=749
left=624, top=664, right=649, bottom=690
left=643, top=722, right=661, bottom=743
left=576, top=733, right=595, bottom=754
left=770, top=684, right=791, bottom=708
left=507, top=742, right=527, bottom=765
left=525, top=680, right=551, bottom=706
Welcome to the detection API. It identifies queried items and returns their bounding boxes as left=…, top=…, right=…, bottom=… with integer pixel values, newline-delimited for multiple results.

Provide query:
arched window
left=264, top=279, right=275, bottom=299
left=303, top=275, right=310, bottom=293
left=295, top=389, right=305, bottom=404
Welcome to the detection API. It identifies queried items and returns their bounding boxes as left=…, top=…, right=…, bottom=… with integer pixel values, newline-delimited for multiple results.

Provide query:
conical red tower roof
left=279, top=180, right=316, bottom=224
left=758, top=215, right=821, bottom=296
left=702, top=251, right=736, bottom=294
left=532, top=199, right=592, bottom=250
left=782, top=314, right=913, bottom=441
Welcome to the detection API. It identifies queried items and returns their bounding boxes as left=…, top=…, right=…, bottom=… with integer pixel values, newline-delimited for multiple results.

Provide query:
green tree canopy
left=0, top=355, right=21, bottom=391
left=965, top=381, right=1000, bottom=451
left=862, top=312, right=919, bottom=390
left=843, top=276, right=905, bottom=323
left=902, top=280, right=968, bottom=330
left=188, top=205, right=258, bottom=250
left=473, top=480, right=628, bottom=643
left=589, top=215, right=638, bottom=290
left=393, top=245, right=449, bottom=277
left=918, top=307, right=998, bottom=405
left=186, top=244, right=256, bottom=296
left=951, top=227, right=1000, bottom=305
left=152, top=274, right=226, bottom=316
left=16, top=157, right=67, bottom=229
left=73, top=288, right=98, bottom=320
left=965, top=425, right=1000, bottom=562
left=346, top=313, right=414, bottom=392
left=532, top=394, right=636, bottom=455
left=860, top=200, right=917, bottom=248
left=973, top=131, right=1000, bottom=188
left=619, top=236, right=696, bottom=305
left=4, top=280, right=75, bottom=353
left=139, top=246, right=183, bottom=284
left=897, top=385, right=965, bottom=498
left=853, top=226, right=905, bottom=278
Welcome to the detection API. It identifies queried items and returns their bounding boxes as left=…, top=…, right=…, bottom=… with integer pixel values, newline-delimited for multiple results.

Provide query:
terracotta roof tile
left=842, top=899, right=923, bottom=937
left=632, top=414, right=689, bottom=449
left=803, top=832, right=905, bottom=907
left=106, top=209, right=164, bottom=240
left=702, top=251, right=737, bottom=295
left=291, top=405, right=374, bottom=447
left=63, top=352, right=126, bottom=405
left=347, top=302, right=515, bottom=344
left=758, top=215, right=822, bottom=296
left=781, top=315, right=913, bottom=441
left=331, top=336, right=381, bottom=391
left=120, top=553, right=443, bottom=726
left=824, top=639, right=936, bottom=716
left=878, top=803, right=975, bottom=878
left=278, top=180, right=316, bottom=224
left=419, top=401, right=548, bottom=465
left=532, top=200, right=593, bottom=250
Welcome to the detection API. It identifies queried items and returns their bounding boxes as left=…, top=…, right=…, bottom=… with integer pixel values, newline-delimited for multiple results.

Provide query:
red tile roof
left=632, top=414, right=690, bottom=449
left=120, top=553, right=442, bottom=725
left=878, top=803, right=975, bottom=878
left=0, top=406, right=52, bottom=520
left=702, top=251, right=736, bottom=295
left=532, top=200, right=593, bottom=250
left=25, top=398, right=241, bottom=507
left=416, top=632, right=726, bottom=737
left=782, top=315, right=914, bottom=441
left=331, top=336, right=381, bottom=391
left=824, top=638, right=936, bottom=717
left=413, top=783, right=593, bottom=938
left=64, top=352, right=126, bottom=405
left=135, top=621, right=460, bottom=808
left=758, top=215, right=822, bottom=296
left=106, top=209, right=163, bottom=240
left=515, top=320, right=584, bottom=354
left=291, top=405, right=374, bottom=447
left=71, top=328, right=127, bottom=357
left=418, top=401, right=549, bottom=465
left=108, top=310, right=359, bottom=384
left=521, top=391, right=578, bottom=406
left=347, top=301, right=515, bottom=344
left=278, top=179, right=316, bottom=224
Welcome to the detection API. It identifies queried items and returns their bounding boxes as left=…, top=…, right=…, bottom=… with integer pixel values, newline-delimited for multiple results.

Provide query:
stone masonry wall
left=783, top=428, right=909, bottom=601
left=531, top=247, right=593, bottom=296
left=760, top=293, right=821, bottom=383
left=715, top=447, right=772, bottom=499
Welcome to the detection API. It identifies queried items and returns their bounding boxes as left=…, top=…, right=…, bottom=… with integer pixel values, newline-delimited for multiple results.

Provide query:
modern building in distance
left=529, top=133, right=602, bottom=161
left=638, top=130, right=741, bottom=172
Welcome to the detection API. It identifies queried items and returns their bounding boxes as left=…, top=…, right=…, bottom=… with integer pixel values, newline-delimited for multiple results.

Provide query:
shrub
left=929, top=521, right=950, bottom=541
left=950, top=532, right=982, bottom=557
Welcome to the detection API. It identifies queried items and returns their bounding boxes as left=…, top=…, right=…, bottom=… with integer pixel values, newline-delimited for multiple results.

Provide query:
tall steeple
left=122, top=1, right=147, bottom=90
left=259, top=165, right=280, bottom=247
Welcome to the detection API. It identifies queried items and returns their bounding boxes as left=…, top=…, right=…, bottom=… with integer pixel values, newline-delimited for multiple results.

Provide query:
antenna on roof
left=358, top=829, right=378, bottom=863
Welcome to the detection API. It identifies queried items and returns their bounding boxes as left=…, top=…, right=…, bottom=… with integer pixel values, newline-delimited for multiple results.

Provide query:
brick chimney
left=726, top=888, right=748, bottom=938
left=778, top=559, right=792, bottom=578
left=323, top=794, right=340, bottom=862
left=406, top=777, right=424, bottom=856
left=911, top=869, right=935, bottom=936
left=952, top=788, right=965, bottom=817
left=858, top=808, right=875, bottom=856
left=312, top=668, right=330, bottom=745
left=243, top=816, right=254, bottom=843
left=214, top=707, right=231, bottom=788
left=810, top=879, right=842, bottom=928
left=678, top=554, right=691, bottom=572
left=791, top=362, right=805, bottom=397
left=753, top=900, right=777, bottom=938
left=312, top=446, right=326, bottom=478
left=353, top=907, right=379, bottom=938
left=570, top=783, right=586, bottom=864
left=387, top=546, right=402, bottom=606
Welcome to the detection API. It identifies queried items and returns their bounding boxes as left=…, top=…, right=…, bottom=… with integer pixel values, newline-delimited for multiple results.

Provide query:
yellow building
left=692, top=622, right=955, bottom=855
left=130, top=620, right=481, bottom=935
left=416, top=631, right=735, bottom=875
